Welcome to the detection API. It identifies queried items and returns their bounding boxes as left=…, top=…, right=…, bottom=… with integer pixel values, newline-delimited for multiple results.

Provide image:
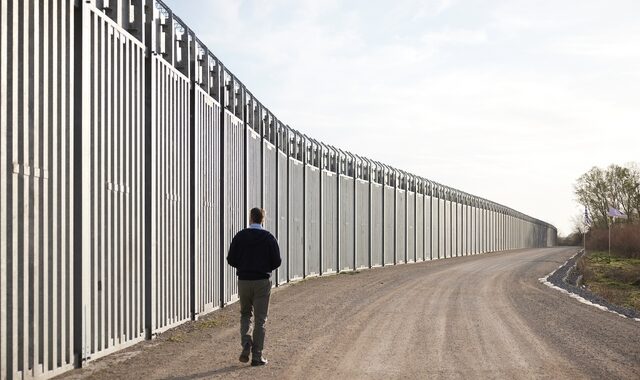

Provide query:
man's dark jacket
left=226, top=227, right=282, bottom=280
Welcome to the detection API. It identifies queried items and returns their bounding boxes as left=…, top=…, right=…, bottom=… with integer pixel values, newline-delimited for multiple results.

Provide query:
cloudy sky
left=165, top=0, right=640, bottom=236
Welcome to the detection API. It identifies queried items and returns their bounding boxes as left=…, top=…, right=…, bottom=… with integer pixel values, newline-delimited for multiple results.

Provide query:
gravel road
left=58, top=247, right=640, bottom=379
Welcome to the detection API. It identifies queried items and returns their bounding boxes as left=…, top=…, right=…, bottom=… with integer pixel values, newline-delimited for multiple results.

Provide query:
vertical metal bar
left=0, top=0, right=7, bottom=373
left=11, top=0, right=19, bottom=372
left=368, top=164, right=372, bottom=268
left=22, top=0, right=31, bottom=373
left=33, top=0, right=42, bottom=373
left=336, top=156, right=340, bottom=272
left=393, top=172, right=397, bottom=265
left=302, top=138, right=306, bottom=277
left=318, top=148, right=323, bottom=275
left=0, top=0, right=15, bottom=371
left=117, top=27, right=124, bottom=348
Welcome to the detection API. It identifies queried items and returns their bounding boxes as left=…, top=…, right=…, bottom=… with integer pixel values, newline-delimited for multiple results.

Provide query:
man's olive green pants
left=238, top=279, right=272, bottom=359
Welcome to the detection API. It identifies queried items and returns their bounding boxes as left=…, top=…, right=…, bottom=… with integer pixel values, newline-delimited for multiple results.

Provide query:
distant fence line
left=0, top=1, right=556, bottom=378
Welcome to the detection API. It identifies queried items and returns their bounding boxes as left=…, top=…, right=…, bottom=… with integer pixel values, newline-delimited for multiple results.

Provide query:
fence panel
left=223, top=109, right=244, bottom=304
left=472, top=207, right=477, bottom=254
left=247, top=129, right=261, bottom=209
left=263, top=142, right=277, bottom=232
left=0, top=1, right=77, bottom=377
left=276, top=151, right=288, bottom=284
left=80, top=5, right=146, bottom=364
left=339, top=175, right=355, bottom=271
left=370, top=184, right=383, bottom=267
left=452, top=202, right=458, bottom=257
left=407, top=191, right=415, bottom=263
left=321, top=171, right=337, bottom=274
left=383, top=186, right=395, bottom=265
left=356, top=179, right=370, bottom=269
left=396, top=190, right=406, bottom=263
left=264, top=141, right=277, bottom=281
left=416, top=193, right=424, bottom=262
left=463, top=204, right=469, bottom=255
left=456, top=202, right=462, bottom=256
left=425, top=195, right=432, bottom=260
left=149, top=54, right=192, bottom=334
left=439, top=199, right=446, bottom=258
left=288, top=159, right=304, bottom=280
left=193, top=88, right=221, bottom=316
left=305, top=166, right=320, bottom=276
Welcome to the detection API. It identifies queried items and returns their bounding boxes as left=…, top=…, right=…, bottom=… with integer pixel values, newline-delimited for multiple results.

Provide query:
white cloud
left=164, top=0, right=640, bottom=236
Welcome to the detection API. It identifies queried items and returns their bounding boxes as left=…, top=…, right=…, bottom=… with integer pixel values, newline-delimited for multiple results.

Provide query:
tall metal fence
left=0, top=1, right=557, bottom=378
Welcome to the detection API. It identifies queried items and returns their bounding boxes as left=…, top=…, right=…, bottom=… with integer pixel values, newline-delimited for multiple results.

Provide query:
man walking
left=227, top=208, right=282, bottom=366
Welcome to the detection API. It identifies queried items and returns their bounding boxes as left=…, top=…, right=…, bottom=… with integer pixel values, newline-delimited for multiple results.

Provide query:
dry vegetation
left=577, top=251, right=640, bottom=312
left=586, top=224, right=640, bottom=259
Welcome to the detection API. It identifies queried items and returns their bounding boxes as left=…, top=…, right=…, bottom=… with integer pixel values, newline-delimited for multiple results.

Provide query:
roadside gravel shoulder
left=541, top=248, right=640, bottom=320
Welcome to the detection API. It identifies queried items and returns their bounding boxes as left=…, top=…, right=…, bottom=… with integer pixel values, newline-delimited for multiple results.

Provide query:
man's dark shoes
left=239, top=343, right=251, bottom=363
left=250, top=357, right=268, bottom=366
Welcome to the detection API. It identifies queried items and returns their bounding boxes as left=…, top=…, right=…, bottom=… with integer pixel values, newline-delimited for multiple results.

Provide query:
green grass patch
left=196, top=315, right=230, bottom=330
left=167, top=333, right=186, bottom=343
left=578, top=251, right=640, bottom=311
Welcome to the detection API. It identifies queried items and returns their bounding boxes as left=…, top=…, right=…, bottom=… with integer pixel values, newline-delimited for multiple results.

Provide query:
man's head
left=250, top=207, right=265, bottom=225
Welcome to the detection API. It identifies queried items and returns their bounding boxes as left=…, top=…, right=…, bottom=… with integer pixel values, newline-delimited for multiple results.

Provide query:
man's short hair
left=250, top=207, right=265, bottom=224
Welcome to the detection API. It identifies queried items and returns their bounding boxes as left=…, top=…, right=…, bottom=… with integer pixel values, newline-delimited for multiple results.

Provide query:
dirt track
left=58, top=247, right=640, bottom=379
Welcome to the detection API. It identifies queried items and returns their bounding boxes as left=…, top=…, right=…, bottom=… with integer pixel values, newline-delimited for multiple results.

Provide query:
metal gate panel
left=288, top=158, right=303, bottom=280
left=383, top=186, right=395, bottom=265
left=339, top=175, right=354, bottom=271
left=149, top=56, right=191, bottom=334
left=355, top=179, right=369, bottom=269
left=305, top=166, right=320, bottom=276
left=396, top=190, right=406, bottom=264
left=247, top=129, right=261, bottom=209
left=370, top=184, right=383, bottom=267
left=193, top=88, right=221, bottom=316
left=406, top=191, right=415, bottom=263
left=80, top=6, right=146, bottom=363
left=223, top=110, right=244, bottom=304
left=321, top=171, right=337, bottom=274
left=276, top=151, right=288, bottom=284
left=1, top=1, right=76, bottom=377
left=416, top=194, right=424, bottom=262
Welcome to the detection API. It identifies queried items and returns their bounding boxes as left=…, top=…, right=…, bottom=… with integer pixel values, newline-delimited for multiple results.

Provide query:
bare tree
left=574, top=163, right=640, bottom=227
